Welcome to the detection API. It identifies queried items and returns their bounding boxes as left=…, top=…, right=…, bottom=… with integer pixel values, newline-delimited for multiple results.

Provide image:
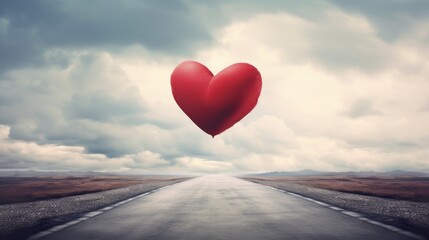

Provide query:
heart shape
left=171, top=61, right=262, bottom=137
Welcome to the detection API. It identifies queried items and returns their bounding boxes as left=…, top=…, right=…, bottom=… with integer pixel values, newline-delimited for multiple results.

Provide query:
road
left=39, top=175, right=412, bottom=240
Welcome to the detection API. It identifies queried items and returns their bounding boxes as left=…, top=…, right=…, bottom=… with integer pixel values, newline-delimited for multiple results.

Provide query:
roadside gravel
left=0, top=177, right=191, bottom=240
left=243, top=178, right=429, bottom=240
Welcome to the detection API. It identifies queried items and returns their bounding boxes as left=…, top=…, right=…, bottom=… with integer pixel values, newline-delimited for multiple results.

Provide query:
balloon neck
left=211, top=135, right=214, bottom=139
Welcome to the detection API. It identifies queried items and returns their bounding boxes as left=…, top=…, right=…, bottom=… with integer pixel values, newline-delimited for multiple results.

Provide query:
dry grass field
left=245, top=176, right=429, bottom=202
left=0, top=176, right=186, bottom=204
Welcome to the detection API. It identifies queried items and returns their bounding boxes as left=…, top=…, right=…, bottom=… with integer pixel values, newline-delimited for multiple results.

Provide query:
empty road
left=39, top=175, right=412, bottom=240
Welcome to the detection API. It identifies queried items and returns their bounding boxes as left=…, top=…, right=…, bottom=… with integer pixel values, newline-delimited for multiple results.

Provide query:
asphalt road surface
left=39, top=175, right=412, bottom=240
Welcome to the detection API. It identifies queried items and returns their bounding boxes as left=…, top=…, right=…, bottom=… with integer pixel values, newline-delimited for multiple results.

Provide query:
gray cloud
left=2, top=0, right=401, bottom=76
left=65, top=54, right=147, bottom=125
left=343, top=99, right=381, bottom=119
left=330, top=0, right=429, bottom=41
left=0, top=0, right=212, bottom=74
left=0, top=51, right=220, bottom=161
left=2, top=0, right=425, bottom=75
left=0, top=52, right=158, bottom=158
left=0, top=0, right=345, bottom=75
left=308, top=17, right=391, bottom=72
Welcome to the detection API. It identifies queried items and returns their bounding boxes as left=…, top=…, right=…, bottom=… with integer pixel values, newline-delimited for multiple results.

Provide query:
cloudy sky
left=1, top=0, right=429, bottom=174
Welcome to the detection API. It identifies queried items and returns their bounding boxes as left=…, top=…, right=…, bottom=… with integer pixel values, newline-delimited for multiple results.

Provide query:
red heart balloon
left=171, top=61, right=262, bottom=137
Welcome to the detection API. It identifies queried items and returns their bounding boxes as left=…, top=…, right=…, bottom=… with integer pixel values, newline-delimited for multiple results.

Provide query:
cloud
left=65, top=54, right=147, bottom=125
left=0, top=52, right=165, bottom=158
left=0, top=0, right=212, bottom=74
left=0, top=125, right=131, bottom=171
left=200, top=10, right=393, bottom=72
left=124, top=151, right=170, bottom=169
left=1, top=1, right=429, bottom=173
left=174, top=157, right=234, bottom=173
left=343, top=99, right=380, bottom=119
left=329, top=0, right=429, bottom=41
left=223, top=115, right=297, bottom=154
left=0, top=124, right=231, bottom=173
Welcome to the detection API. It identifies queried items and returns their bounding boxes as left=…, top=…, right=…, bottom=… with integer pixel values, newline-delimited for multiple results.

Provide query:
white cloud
left=0, top=125, right=10, bottom=140
left=0, top=124, right=131, bottom=171
left=125, top=151, right=170, bottom=169
left=174, top=157, right=234, bottom=173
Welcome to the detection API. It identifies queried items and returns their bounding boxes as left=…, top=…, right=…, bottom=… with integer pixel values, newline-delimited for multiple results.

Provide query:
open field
left=0, top=175, right=188, bottom=205
left=243, top=176, right=429, bottom=202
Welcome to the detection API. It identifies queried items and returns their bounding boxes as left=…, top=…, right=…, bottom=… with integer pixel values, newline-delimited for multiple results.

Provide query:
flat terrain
left=38, top=175, right=413, bottom=240
left=0, top=176, right=186, bottom=204
left=244, top=176, right=429, bottom=202
left=242, top=176, right=429, bottom=239
left=0, top=176, right=191, bottom=240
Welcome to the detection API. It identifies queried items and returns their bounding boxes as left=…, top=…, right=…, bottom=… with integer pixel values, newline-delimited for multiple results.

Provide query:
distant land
left=242, top=169, right=429, bottom=202
left=244, top=169, right=429, bottom=177
left=0, top=170, right=190, bottom=177
left=1, top=169, right=428, bottom=178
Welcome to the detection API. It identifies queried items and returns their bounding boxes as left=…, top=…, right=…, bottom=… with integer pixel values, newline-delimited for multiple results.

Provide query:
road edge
left=247, top=180, right=425, bottom=240
left=27, top=181, right=184, bottom=240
